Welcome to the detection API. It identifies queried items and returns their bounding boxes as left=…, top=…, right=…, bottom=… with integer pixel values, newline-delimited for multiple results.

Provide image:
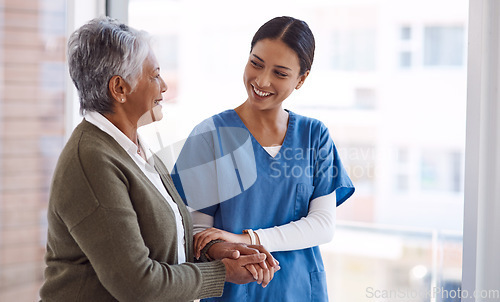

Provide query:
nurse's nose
left=255, top=70, right=271, bottom=88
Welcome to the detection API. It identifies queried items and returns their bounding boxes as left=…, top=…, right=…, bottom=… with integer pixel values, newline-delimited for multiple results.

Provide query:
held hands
left=207, top=241, right=280, bottom=288
left=221, top=254, right=266, bottom=285
left=240, top=245, right=280, bottom=288
left=194, top=228, right=250, bottom=259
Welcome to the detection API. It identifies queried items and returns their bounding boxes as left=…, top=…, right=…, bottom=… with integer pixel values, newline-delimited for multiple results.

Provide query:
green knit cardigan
left=40, top=120, right=226, bottom=301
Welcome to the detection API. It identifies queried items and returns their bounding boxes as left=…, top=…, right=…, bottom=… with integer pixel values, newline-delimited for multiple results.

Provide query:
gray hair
left=67, top=16, right=151, bottom=115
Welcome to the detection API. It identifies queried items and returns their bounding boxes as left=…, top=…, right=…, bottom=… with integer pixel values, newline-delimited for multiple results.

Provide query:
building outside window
left=0, top=0, right=67, bottom=300
left=424, top=26, right=465, bottom=67
left=130, top=0, right=468, bottom=301
left=0, top=0, right=469, bottom=300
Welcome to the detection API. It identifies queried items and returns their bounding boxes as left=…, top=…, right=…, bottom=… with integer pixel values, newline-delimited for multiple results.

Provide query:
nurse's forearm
left=190, top=191, right=337, bottom=252
left=254, top=191, right=336, bottom=252
left=191, top=210, right=214, bottom=234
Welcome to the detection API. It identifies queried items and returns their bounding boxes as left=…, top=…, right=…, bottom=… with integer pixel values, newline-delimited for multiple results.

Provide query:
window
left=331, top=29, right=377, bottom=71
left=130, top=1, right=468, bottom=300
left=398, top=25, right=414, bottom=69
left=400, top=51, right=412, bottom=68
left=156, top=35, right=179, bottom=71
left=395, top=147, right=410, bottom=192
left=155, top=35, right=180, bottom=103
left=0, top=1, right=67, bottom=301
left=354, top=88, right=377, bottom=109
left=424, top=26, right=465, bottom=66
left=401, top=26, right=412, bottom=40
left=0, top=0, right=475, bottom=301
left=397, top=24, right=465, bottom=69
left=421, top=149, right=463, bottom=192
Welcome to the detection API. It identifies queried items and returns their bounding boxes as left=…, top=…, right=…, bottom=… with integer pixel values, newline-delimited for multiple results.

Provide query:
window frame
left=462, top=0, right=500, bottom=299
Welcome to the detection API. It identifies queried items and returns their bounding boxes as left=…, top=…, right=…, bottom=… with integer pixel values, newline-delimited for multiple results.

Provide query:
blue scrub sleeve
left=171, top=166, right=186, bottom=202
left=170, top=125, right=222, bottom=216
left=312, top=124, right=355, bottom=206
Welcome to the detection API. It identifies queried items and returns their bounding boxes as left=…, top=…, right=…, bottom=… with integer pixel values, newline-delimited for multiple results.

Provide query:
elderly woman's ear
left=109, top=75, right=129, bottom=103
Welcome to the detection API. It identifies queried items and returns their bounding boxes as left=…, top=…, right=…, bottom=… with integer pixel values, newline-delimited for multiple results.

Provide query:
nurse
left=172, top=16, right=355, bottom=301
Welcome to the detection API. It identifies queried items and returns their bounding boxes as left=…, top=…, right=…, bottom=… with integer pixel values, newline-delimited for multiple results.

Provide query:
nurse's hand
left=245, top=244, right=280, bottom=287
left=245, top=261, right=280, bottom=288
left=194, top=227, right=254, bottom=259
left=222, top=253, right=267, bottom=284
left=210, top=242, right=280, bottom=287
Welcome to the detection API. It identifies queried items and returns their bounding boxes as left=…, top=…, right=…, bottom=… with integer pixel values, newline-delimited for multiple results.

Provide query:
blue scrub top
left=172, top=110, right=354, bottom=302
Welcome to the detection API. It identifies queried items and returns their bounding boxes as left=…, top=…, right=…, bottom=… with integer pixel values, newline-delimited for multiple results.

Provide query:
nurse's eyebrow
left=252, top=54, right=292, bottom=71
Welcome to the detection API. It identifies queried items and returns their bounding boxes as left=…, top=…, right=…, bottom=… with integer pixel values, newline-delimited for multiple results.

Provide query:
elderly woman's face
left=130, top=49, right=167, bottom=126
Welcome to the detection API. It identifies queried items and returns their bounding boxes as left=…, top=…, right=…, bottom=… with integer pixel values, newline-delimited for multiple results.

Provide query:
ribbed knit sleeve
left=195, top=261, right=226, bottom=299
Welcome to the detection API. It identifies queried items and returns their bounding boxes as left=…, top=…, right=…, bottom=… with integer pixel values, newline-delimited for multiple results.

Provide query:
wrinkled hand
left=194, top=227, right=249, bottom=259
left=208, top=242, right=279, bottom=265
left=209, top=242, right=280, bottom=287
left=205, top=241, right=253, bottom=260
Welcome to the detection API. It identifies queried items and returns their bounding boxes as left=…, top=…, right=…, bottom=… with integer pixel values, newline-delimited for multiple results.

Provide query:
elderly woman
left=39, top=16, right=277, bottom=302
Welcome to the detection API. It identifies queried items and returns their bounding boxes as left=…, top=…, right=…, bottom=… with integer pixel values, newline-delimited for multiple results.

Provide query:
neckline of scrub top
left=229, top=109, right=295, bottom=160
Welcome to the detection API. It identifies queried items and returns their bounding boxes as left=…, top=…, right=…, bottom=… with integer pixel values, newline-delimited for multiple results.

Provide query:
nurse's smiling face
left=243, top=38, right=309, bottom=111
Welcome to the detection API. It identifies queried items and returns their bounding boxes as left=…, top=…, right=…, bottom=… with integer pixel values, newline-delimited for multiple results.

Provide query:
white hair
left=67, top=16, right=151, bottom=114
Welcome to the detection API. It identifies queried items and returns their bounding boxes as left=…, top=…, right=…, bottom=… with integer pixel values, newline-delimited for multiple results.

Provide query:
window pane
left=0, top=1, right=67, bottom=301
left=354, top=88, right=377, bottom=109
left=130, top=0, right=467, bottom=300
left=424, top=26, right=465, bottom=66
left=401, top=26, right=412, bottom=40
left=331, top=29, right=377, bottom=71
left=400, top=51, right=412, bottom=68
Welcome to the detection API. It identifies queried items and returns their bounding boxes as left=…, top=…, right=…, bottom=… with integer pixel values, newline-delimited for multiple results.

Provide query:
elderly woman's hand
left=194, top=227, right=250, bottom=259
left=207, top=242, right=276, bottom=263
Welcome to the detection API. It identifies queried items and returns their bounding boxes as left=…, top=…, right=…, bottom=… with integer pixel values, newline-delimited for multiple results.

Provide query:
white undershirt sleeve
left=190, top=208, right=214, bottom=235
left=255, top=191, right=336, bottom=252
left=190, top=191, right=337, bottom=253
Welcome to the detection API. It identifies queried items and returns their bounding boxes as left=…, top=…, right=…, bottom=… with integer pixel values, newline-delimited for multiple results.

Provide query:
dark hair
left=250, top=16, right=315, bottom=76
